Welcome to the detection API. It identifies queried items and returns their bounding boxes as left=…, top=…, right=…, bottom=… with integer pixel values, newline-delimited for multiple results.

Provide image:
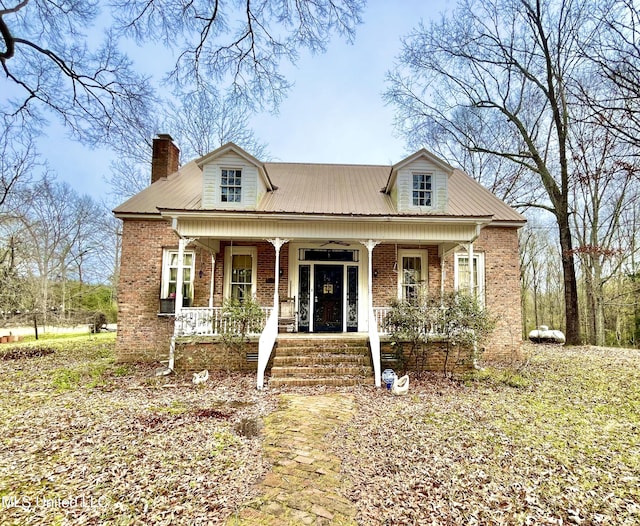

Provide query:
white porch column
left=467, top=242, right=475, bottom=297
left=209, top=253, right=216, bottom=308
left=174, top=237, right=188, bottom=317
left=363, top=240, right=379, bottom=313
left=268, top=238, right=289, bottom=309
left=362, top=239, right=381, bottom=387
left=257, top=238, right=289, bottom=390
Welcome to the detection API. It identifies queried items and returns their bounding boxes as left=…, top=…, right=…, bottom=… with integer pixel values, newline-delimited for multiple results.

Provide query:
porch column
left=362, top=239, right=381, bottom=387
left=268, top=238, right=289, bottom=309
left=174, top=237, right=188, bottom=317
left=438, top=246, right=445, bottom=301
left=209, top=253, right=216, bottom=308
left=467, top=242, right=475, bottom=297
left=363, top=240, right=380, bottom=313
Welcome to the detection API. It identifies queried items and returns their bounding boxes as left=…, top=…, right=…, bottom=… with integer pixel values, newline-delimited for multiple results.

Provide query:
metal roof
left=113, top=156, right=526, bottom=224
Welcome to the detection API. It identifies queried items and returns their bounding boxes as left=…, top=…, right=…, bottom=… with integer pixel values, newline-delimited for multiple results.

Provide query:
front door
left=314, top=265, right=343, bottom=332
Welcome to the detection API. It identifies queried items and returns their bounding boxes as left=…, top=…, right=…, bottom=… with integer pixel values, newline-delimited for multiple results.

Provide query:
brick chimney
left=151, top=134, right=180, bottom=184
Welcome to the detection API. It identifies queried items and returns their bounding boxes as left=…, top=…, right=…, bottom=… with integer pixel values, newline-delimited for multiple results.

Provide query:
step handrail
left=368, top=305, right=382, bottom=387
left=257, top=306, right=279, bottom=389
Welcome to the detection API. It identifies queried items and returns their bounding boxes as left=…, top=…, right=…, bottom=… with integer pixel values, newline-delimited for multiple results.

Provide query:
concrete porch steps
left=268, top=336, right=374, bottom=388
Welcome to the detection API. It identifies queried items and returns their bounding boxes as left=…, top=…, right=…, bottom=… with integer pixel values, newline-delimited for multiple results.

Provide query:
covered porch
left=163, top=212, right=489, bottom=388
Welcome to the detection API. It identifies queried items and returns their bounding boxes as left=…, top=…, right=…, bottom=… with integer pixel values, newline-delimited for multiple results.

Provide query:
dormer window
left=413, top=173, right=432, bottom=206
left=221, top=169, right=242, bottom=202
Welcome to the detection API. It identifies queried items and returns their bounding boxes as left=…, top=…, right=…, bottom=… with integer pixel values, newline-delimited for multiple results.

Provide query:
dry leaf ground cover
left=1, top=335, right=639, bottom=525
left=0, top=333, right=277, bottom=525
left=331, top=345, right=640, bottom=525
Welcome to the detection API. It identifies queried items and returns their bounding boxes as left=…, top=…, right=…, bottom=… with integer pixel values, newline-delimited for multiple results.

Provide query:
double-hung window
left=455, top=253, right=485, bottom=302
left=398, top=249, right=428, bottom=303
left=225, top=247, right=257, bottom=301
left=221, top=169, right=242, bottom=203
left=412, top=173, right=432, bottom=207
left=161, top=249, right=195, bottom=311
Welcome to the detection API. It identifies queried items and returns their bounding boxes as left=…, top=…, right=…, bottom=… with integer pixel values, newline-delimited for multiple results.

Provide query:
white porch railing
left=175, top=307, right=273, bottom=337
left=373, top=306, right=445, bottom=336
left=373, top=307, right=392, bottom=333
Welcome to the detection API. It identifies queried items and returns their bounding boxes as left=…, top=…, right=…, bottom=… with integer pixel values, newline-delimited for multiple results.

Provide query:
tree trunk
left=583, top=265, right=596, bottom=345
left=558, top=216, right=581, bottom=345
left=594, top=276, right=606, bottom=347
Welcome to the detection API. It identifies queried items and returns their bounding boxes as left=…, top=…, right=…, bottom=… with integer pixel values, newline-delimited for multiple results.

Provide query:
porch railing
left=373, top=307, right=391, bottom=333
left=373, top=306, right=445, bottom=336
left=175, top=307, right=273, bottom=337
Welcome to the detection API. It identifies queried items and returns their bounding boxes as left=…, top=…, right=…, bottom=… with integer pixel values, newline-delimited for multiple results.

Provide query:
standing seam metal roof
left=113, top=159, right=525, bottom=223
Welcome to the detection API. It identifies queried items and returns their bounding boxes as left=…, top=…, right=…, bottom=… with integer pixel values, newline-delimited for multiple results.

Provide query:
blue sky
left=40, top=0, right=452, bottom=202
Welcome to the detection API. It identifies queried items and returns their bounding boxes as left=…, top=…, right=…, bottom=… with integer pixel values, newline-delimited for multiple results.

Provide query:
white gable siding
left=201, top=152, right=260, bottom=209
left=396, top=159, right=448, bottom=213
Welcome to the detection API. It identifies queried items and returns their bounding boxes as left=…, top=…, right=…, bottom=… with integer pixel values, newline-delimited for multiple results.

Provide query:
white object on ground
left=528, top=325, right=566, bottom=344
left=192, top=370, right=209, bottom=385
left=391, top=374, right=409, bottom=395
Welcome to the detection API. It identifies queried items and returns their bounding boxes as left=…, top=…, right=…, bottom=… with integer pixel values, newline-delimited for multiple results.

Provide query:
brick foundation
left=174, top=339, right=261, bottom=373
left=380, top=340, right=476, bottom=374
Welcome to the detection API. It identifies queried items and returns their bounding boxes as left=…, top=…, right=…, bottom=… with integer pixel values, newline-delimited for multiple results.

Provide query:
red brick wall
left=371, top=244, right=441, bottom=307
left=117, top=220, right=522, bottom=365
left=117, top=220, right=176, bottom=362
left=380, top=340, right=475, bottom=374
left=175, top=340, right=261, bottom=372
left=474, top=226, right=523, bottom=362
left=116, top=222, right=285, bottom=362
left=371, top=227, right=523, bottom=363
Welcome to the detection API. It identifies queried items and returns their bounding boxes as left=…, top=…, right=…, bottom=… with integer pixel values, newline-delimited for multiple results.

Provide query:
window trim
left=161, top=248, right=195, bottom=301
left=454, top=252, right=485, bottom=302
left=220, top=168, right=242, bottom=203
left=412, top=172, right=433, bottom=207
left=224, top=246, right=258, bottom=300
left=397, top=249, right=428, bottom=301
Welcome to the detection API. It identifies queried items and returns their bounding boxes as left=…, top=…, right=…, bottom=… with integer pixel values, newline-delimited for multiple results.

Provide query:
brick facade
left=468, top=226, right=523, bottom=362
left=117, top=218, right=522, bottom=367
left=380, top=340, right=475, bottom=375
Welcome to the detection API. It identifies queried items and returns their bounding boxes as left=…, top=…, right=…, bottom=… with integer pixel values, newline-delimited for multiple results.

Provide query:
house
left=113, top=134, right=526, bottom=388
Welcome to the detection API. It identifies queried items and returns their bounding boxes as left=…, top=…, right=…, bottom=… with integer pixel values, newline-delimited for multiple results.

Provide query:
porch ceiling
left=173, top=215, right=490, bottom=244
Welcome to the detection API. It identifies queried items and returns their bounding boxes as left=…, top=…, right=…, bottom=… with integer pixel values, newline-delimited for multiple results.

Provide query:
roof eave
left=157, top=208, right=496, bottom=224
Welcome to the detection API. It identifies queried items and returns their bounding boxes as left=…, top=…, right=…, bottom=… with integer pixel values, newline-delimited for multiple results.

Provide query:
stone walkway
left=227, top=393, right=357, bottom=525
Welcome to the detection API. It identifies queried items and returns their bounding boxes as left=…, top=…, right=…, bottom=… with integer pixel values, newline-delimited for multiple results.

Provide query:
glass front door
left=313, top=264, right=344, bottom=332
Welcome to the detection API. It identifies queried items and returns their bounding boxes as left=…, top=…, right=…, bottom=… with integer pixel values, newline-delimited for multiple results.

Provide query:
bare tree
left=569, top=112, right=640, bottom=345
left=583, top=0, right=640, bottom=149
left=166, top=88, right=269, bottom=161
left=108, top=88, right=270, bottom=201
left=0, top=1, right=155, bottom=147
left=110, top=0, right=364, bottom=110
left=385, top=0, right=604, bottom=344
left=9, top=178, right=103, bottom=323
left=0, top=116, right=38, bottom=210
left=2, top=0, right=364, bottom=148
